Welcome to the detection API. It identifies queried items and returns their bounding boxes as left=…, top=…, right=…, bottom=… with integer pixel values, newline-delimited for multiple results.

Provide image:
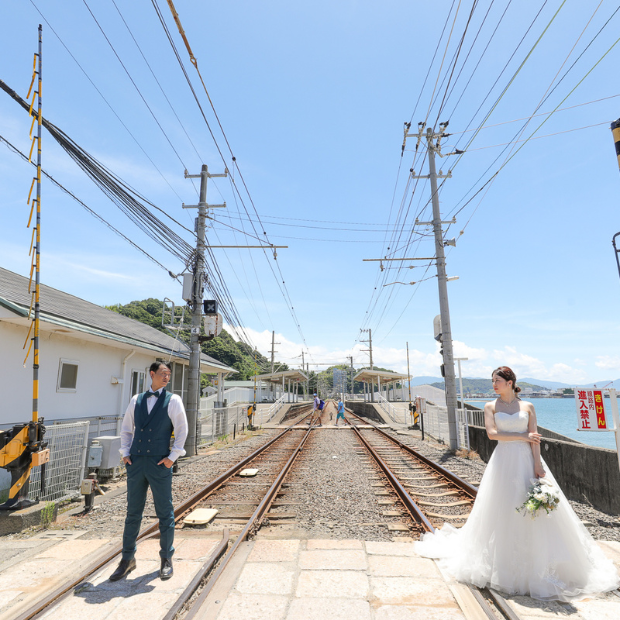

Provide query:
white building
left=0, top=267, right=235, bottom=427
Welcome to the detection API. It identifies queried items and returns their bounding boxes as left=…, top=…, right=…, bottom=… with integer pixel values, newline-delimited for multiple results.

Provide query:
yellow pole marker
left=28, top=135, right=37, bottom=162
left=611, top=119, right=620, bottom=171
left=27, top=177, right=36, bottom=204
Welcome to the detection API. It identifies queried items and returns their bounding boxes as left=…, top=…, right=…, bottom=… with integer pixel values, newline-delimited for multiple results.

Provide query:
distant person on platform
left=312, top=393, right=323, bottom=427
left=109, top=361, right=188, bottom=582
left=336, top=399, right=346, bottom=426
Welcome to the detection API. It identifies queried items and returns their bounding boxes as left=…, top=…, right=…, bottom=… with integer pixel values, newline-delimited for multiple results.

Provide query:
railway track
left=15, top=405, right=317, bottom=620
left=14, top=401, right=527, bottom=620
left=344, top=405, right=521, bottom=620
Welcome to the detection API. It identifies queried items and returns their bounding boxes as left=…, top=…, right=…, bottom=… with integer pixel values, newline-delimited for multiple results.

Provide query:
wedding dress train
left=414, top=409, right=619, bottom=601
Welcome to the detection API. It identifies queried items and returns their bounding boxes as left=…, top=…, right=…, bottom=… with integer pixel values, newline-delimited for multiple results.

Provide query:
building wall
left=1, top=321, right=159, bottom=426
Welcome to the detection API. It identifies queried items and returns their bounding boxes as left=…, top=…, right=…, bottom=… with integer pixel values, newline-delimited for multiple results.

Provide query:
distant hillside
left=410, top=376, right=443, bottom=386
left=106, top=298, right=284, bottom=382
left=429, top=378, right=546, bottom=393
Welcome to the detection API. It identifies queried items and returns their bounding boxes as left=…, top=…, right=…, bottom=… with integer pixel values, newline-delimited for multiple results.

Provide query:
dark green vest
left=130, top=390, right=173, bottom=457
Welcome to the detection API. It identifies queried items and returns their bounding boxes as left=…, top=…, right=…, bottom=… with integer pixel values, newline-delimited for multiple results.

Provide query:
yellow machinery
left=0, top=26, right=50, bottom=510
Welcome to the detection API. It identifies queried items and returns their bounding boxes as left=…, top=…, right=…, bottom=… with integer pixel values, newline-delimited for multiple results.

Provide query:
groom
left=109, top=361, right=188, bottom=582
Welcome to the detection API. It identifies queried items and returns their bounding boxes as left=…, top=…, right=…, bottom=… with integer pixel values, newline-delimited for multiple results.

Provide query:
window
left=130, top=370, right=146, bottom=398
left=57, top=359, right=79, bottom=392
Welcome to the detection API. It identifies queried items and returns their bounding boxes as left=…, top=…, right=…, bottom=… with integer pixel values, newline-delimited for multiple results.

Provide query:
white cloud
left=224, top=329, right=597, bottom=384
left=595, top=356, right=620, bottom=371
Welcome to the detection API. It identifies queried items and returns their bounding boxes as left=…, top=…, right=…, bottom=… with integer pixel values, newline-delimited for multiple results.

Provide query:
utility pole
left=360, top=329, right=373, bottom=370
left=408, top=123, right=459, bottom=450
left=183, top=164, right=227, bottom=456
left=269, top=330, right=280, bottom=373
left=348, top=355, right=354, bottom=399
left=406, top=342, right=412, bottom=404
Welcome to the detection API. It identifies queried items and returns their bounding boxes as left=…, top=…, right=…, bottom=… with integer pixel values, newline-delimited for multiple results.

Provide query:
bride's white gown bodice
left=415, top=407, right=619, bottom=601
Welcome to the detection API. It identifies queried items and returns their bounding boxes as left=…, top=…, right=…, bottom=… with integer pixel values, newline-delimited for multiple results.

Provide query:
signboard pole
left=608, top=388, right=620, bottom=474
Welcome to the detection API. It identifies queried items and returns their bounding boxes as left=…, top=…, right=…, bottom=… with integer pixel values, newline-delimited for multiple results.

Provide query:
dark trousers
left=122, top=455, right=175, bottom=561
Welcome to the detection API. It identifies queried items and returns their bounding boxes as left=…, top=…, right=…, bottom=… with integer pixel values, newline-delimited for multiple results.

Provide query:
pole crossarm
left=363, top=257, right=436, bottom=262
left=182, top=202, right=226, bottom=209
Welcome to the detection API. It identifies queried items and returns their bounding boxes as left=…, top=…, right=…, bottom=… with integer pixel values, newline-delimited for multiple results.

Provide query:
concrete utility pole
left=270, top=331, right=280, bottom=373
left=406, top=342, right=412, bottom=404
left=183, top=164, right=227, bottom=456
left=360, top=329, right=373, bottom=370
left=348, top=355, right=354, bottom=398
left=409, top=124, right=459, bottom=450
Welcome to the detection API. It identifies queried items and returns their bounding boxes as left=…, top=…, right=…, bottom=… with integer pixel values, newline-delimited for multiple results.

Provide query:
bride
left=415, top=366, right=619, bottom=601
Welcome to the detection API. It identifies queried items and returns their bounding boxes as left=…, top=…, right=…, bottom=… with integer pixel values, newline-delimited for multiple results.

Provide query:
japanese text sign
left=575, top=389, right=613, bottom=431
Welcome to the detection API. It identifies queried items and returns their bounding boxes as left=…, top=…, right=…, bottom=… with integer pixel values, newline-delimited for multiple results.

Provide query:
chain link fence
left=28, top=421, right=90, bottom=502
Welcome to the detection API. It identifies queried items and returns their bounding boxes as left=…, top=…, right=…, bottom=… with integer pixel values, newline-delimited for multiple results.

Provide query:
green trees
left=106, top=299, right=285, bottom=381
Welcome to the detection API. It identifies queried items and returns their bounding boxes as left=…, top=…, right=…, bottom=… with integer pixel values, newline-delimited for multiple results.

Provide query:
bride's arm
left=526, top=403, right=546, bottom=478
left=484, top=402, right=542, bottom=443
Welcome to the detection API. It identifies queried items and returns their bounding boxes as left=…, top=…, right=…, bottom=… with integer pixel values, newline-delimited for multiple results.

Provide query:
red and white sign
left=575, top=389, right=612, bottom=431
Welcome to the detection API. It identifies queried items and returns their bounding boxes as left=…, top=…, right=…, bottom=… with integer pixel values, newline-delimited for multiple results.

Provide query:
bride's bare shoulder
left=484, top=400, right=496, bottom=413
left=520, top=400, right=535, bottom=411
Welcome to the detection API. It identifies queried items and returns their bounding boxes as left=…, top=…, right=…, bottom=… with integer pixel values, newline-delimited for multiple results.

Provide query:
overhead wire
left=27, top=0, right=187, bottom=203
left=0, top=134, right=175, bottom=275
left=150, top=0, right=313, bottom=359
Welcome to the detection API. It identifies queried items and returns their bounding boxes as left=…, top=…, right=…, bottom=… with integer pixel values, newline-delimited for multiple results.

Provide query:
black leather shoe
left=160, top=558, right=173, bottom=580
left=109, top=558, right=136, bottom=581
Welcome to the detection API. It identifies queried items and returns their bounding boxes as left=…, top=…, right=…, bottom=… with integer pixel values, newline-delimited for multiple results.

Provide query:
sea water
left=466, top=397, right=618, bottom=451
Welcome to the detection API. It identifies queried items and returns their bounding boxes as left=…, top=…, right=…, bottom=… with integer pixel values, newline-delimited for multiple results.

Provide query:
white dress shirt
left=119, top=389, right=188, bottom=462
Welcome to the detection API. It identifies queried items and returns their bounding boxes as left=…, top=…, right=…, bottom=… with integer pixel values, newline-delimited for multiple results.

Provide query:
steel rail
left=184, top=414, right=315, bottom=619
left=347, top=409, right=478, bottom=497
left=346, top=406, right=521, bottom=620
left=162, top=529, right=230, bottom=620
left=17, top=406, right=314, bottom=620
left=348, top=420, right=433, bottom=532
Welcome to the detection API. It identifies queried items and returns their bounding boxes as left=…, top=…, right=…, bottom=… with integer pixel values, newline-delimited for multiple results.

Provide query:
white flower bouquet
left=516, top=477, right=560, bottom=519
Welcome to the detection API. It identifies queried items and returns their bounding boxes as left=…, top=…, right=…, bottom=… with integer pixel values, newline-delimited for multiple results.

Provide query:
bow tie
left=145, top=391, right=161, bottom=398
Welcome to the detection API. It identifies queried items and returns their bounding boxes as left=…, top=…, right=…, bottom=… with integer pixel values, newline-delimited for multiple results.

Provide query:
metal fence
left=198, top=405, right=248, bottom=445
left=29, top=421, right=90, bottom=502
left=421, top=403, right=470, bottom=450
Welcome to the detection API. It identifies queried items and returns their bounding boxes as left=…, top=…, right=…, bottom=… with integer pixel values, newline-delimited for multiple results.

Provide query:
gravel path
left=272, top=423, right=418, bottom=541
left=3, top=429, right=281, bottom=540
left=379, top=426, right=620, bottom=542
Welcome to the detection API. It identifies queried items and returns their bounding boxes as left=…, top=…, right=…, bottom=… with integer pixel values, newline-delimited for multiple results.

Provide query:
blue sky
left=1, top=1, right=619, bottom=384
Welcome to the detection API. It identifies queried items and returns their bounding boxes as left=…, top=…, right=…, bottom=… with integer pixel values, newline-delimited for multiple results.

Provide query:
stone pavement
left=196, top=538, right=620, bottom=620
left=1, top=535, right=619, bottom=620
left=0, top=533, right=219, bottom=620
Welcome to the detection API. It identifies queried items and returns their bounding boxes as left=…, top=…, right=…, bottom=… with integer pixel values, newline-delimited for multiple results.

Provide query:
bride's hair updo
left=492, top=366, right=521, bottom=393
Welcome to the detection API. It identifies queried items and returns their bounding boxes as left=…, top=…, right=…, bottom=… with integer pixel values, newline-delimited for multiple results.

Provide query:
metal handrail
left=376, top=393, right=400, bottom=423
left=262, top=394, right=286, bottom=424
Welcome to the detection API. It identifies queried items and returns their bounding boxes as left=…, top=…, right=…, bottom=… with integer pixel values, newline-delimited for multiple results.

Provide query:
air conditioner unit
left=92, top=436, right=122, bottom=469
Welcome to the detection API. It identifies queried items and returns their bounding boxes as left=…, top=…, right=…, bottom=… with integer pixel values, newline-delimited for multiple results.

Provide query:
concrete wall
left=468, top=425, right=620, bottom=515
left=345, top=401, right=389, bottom=424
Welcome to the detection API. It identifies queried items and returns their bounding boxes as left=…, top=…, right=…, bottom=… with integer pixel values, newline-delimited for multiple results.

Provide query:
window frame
left=57, top=358, right=79, bottom=393
left=130, top=369, right=146, bottom=400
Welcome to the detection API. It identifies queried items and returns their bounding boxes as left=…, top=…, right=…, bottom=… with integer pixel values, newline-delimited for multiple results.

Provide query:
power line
left=0, top=134, right=174, bottom=275
left=28, top=0, right=187, bottom=203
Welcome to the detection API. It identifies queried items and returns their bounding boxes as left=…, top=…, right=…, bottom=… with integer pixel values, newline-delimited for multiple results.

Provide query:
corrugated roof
left=0, top=267, right=234, bottom=372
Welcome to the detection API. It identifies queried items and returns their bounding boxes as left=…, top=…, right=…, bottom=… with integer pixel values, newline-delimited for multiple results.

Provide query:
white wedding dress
left=415, top=409, right=620, bottom=601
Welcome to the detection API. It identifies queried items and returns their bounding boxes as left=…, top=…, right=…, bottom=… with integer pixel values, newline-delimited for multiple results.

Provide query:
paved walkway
left=196, top=538, right=620, bottom=620
left=1, top=534, right=619, bottom=620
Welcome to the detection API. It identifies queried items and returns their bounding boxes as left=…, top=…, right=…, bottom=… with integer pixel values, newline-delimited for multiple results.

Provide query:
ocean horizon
left=465, top=397, right=618, bottom=451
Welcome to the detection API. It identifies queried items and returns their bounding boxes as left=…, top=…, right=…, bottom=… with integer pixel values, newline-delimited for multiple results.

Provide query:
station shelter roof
left=353, top=369, right=408, bottom=384
left=255, top=369, right=308, bottom=384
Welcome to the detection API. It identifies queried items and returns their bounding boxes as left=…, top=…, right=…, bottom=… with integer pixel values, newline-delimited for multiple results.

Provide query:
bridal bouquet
left=516, top=477, right=560, bottom=519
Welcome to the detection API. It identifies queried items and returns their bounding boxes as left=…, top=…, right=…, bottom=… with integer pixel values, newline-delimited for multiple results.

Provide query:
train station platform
left=2, top=533, right=619, bottom=620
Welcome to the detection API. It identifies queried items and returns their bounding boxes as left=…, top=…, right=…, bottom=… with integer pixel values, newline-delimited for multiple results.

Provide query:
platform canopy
left=353, top=369, right=408, bottom=384
left=255, top=369, right=308, bottom=384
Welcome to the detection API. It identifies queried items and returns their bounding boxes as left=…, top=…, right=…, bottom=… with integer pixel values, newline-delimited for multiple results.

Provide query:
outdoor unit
left=92, top=436, right=122, bottom=469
